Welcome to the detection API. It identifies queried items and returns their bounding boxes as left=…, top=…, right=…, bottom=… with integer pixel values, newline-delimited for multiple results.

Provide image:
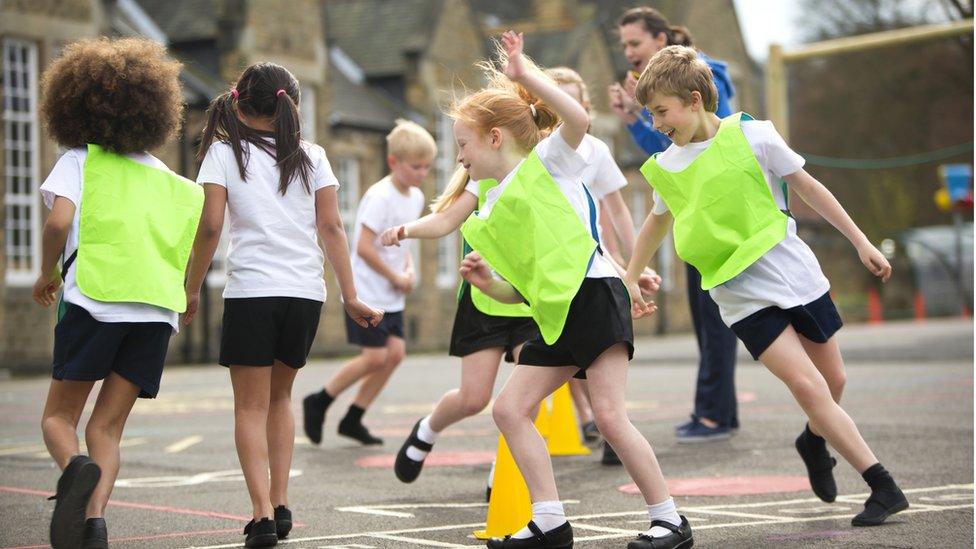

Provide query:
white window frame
left=337, top=155, right=360, bottom=238
left=4, top=39, right=41, bottom=285
left=434, top=112, right=457, bottom=288
left=300, top=84, right=316, bottom=143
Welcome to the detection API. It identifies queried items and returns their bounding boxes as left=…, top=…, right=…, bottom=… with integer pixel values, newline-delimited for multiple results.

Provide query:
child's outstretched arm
left=315, top=186, right=384, bottom=327
left=500, top=30, right=590, bottom=150
left=784, top=169, right=892, bottom=282
left=459, top=251, right=524, bottom=304
left=183, top=184, right=226, bottom=324
left=624, top=211, right=673, bottom=318
left=32, top=197, right=74, bottom=307
left=380, top=192, right=477, bottom=246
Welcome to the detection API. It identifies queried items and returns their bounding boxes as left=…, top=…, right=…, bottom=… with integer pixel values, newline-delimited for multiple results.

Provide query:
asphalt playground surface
left=0, top=318, right=972, bottom=548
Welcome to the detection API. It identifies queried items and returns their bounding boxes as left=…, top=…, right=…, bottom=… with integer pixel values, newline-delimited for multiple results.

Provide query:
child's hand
left=380, top=225, right=406, bottom=247
left=625, top=277, right=658, bottom=319
left=638, top=267, right=662, bottom=295
left=500, top=30, right=527, bottom=81
left=32, top=272, right=60, bottom=307
left=394, top=271, right=414, bottom=295
left=345, top=299, right=384, bottom=328
left=623, top=70, right=639, bottom=97
left=459, top=251, right=494, bottom=291
left=858, top=244, right=892, bottom=282
left=608, top=83, right=638, bottom=119
left=182, top=290, right=200, bottom=326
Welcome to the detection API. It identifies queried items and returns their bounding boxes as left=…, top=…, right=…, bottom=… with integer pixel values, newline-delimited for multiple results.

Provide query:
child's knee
left=592, top=405, right=628, bottom=439
left=788, top=376, right=832, bottom=409
left=491, top=395, right=527, bottom=429
left=84, top=417, right=125, bottom=440
left=459, top=390, right=492, bottom=417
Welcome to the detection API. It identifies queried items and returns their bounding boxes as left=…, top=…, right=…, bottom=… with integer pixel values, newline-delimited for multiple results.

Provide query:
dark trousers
left=686, top=264, right=740, bottom=428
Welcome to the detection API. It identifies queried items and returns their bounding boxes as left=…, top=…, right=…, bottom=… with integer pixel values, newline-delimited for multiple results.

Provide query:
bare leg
left=351, top=337, right=405, bottom=409
left=568, top=378, right=594, bottom=424
left=83, top=373, right=140, bottom=517
left=760, top=326, right=877, bottom=472
left=800, top=335, right=846, bottom=404
left=41, top=379, right=96, bottom=469
left=324, top=348, right=388, bottom=398
left=428, top=347, right=505, bottom=432
left=230, top=365, right=274, bottom=519
left=267, top=361, right=299, bottom=508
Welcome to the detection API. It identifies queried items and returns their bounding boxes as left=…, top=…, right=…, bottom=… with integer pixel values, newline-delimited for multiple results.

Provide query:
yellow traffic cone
left=534, top=399, right=551, bottom=439
left=546, top=383, right=591, bottom=456
left=473, top=435, right=531, bottom=539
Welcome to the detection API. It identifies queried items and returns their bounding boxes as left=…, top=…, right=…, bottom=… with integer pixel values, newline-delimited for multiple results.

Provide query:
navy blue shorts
left=731, top=292, right=843, bottom=360
left=345, top=310, right=404, bottom=348
left=52, top=303, right=172, bottom=398
left=220, top=297, right=322, bottom=368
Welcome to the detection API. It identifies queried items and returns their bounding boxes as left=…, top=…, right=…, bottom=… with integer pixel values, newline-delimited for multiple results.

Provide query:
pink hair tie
left=276, top=89, right=286, bottom=97
left=230, top=88, right=239, bottom=99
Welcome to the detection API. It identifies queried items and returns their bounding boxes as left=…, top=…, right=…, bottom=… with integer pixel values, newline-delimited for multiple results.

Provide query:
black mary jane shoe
left=273, top=505, right=292, bottom=539
left=81, top=517, right=108, bottom=549
left=795, top=430, right=838, bottom=503
left=394, top=418, right=432, bottom=483
left=627, top=516, right=694, bottom=549
left=50, top=455, right=102, bottom=549
left=851, top=487, right=909, bottom=526
left=244, top=517, right=277, bottom=547
left=486, top=520, right=573, bottom=548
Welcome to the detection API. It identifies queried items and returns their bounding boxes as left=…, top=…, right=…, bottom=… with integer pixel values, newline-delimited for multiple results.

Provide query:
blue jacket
left=626, top=52, right=736, bottom=155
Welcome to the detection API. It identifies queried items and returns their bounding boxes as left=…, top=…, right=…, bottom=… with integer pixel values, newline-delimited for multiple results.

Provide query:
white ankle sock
left=405, top=415, right=438, bottom=462
left=512, top=500, right=566, bottom=539
left=644, top=497, right=681, bottom=538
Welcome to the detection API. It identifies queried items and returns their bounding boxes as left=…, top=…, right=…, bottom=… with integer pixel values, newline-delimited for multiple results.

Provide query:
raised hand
left=500, top=30, right=527, bottom=82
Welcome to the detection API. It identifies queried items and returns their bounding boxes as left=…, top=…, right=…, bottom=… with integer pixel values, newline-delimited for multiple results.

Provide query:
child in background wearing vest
left=625, top=46, right=908, bottom=527
left=33, top=38, right=202, bottom=549
left=457, top=31, right=692, bottom=549
left=302, top=120, right=433, bottom=447
left=184, top=63, right=383, bottom=548
left=545, top=66, right=663, bottom=463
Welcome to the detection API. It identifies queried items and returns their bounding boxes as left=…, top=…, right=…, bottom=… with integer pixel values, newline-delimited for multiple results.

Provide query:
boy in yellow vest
left=624, top=45, right=908, bottom=528
left=33, top=38, right=202, bottom=548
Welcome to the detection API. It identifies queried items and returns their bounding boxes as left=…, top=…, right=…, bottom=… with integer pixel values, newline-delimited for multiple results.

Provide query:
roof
left=328, top=62, right=402, bottom=131
left=135, top=0, right=218, bottom=43
left=323, top=0, right=443, bottom=77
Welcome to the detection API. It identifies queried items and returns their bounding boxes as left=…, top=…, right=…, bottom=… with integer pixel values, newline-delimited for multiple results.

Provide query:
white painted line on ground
left=0, top=443, right=49, bottom=456
left=166, top=435, right=204, bottom=454
left=681, top=508, right=795, bottom=522
left=368, top=533, right=472, bottom=547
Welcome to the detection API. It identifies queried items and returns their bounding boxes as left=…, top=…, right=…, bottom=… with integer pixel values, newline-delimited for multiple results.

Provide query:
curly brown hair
left=40, top=37, right=183, bottom=154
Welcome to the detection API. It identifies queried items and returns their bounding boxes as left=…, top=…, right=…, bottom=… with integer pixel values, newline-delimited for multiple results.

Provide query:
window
left=434, top=113, right=457, bottom=288
left=300, top=84, right=316, bottom=143
left=336, top=156, right=360, bottom=238
left=4, top=39, right=40, bottom=285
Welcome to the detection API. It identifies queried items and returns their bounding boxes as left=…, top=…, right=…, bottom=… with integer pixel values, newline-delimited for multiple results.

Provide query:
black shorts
left=731, top=292, right=843, bottom=360
left=449, top=284, right=540, bottom=363
left=519, top=278, right=635, bottom=377
left=345, top=310, right=404, bottom=347
left=52, top=303, right=172, bottom=398
left=220, top=297, right=322, bottom=368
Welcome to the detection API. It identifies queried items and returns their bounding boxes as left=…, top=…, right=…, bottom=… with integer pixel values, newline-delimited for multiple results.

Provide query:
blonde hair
left=545, top=66, right=590, bottom=111
left=635, top=45, right=717, bottom=112
left=387, top=118, right=437, bottom=160
left=431, top=41, right=560, bottom=213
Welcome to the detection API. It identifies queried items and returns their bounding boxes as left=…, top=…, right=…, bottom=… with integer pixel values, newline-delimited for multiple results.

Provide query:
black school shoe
left=395, top=418, right=433, bottom=483
left=302, top=392, right=328, bottom=445
left=852, top=485, right=909, bottom=526
left=273, top=505, right=292, bottom=539
left=486, top=521, right=573, bottom=548
left=50, top=455, right=102, bottom=549
left=244, top=517, right=277, bottom=547
left=601, top=441, right=622, bottom=466
left=338, top=418, right=383, bottom=445
left=81, top=518, right=108, bottom=549
left=627, top=516, right=694, bottom=549
left=795, top=429, right=837, bottom=502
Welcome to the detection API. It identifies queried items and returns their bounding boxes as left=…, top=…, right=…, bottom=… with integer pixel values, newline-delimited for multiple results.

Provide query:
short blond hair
left=387, top=119, right=437, bottom=160
left=545, top=66, right=590, bottom=109
left=635, top=45, right=717, bottom=112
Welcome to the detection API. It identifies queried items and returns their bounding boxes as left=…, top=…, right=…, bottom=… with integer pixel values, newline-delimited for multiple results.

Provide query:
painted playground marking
left=179, top=483, right=972, bottom=548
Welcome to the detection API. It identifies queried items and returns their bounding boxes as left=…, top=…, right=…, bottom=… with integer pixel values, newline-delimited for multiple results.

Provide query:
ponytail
left=431, top=165, right=470, bottom=213
left=272, top=87, right=313, bottom=194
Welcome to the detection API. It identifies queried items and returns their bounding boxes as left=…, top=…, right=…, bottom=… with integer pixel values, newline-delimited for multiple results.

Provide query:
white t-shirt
left=578, top=134, right=628, bottom=200
left=197, top=140, right=338, bottom=302
left=649, top=120, right=830, bottom=324
left=478, top=127, right=618, bottom=279
left=349, top=176, right=425, bottom=311
left=40, top=148, right=179, bottom=331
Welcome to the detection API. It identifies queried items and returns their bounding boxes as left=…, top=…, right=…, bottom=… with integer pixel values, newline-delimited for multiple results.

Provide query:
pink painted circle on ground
left=619, top=476, right=811, bottom=496
left=355, top=451, right=496, bottom=468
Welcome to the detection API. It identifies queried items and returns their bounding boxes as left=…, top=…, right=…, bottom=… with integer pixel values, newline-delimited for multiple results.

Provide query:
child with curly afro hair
left=35, top=37, right=203, bottom=549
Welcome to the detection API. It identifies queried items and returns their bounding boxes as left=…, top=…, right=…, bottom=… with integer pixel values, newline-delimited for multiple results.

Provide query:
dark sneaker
left=674, top=416, right=697, bottom=435
left=852, top=486, right=909, bottom=526
left=338, top=419, right=383, bottom=445
left=244, top=517, right=277, bottom=547
left=395, top=419, right=432, bottom=483
left=81, top=517, right=108, bottom=549
left=302, top=392, right=328, bottom=445
left=581, top=421, right=600, bottom=443
left=676, top=421, right=731, bottom=443
left=627, top=516, right=694, bottom=549
left=273, top=505, right=292, bottom=539
left=486, top=520, right=573, bottom=548
left=795, top=430, right=837, bottom=502
left=601, top=441, right=622, bottom=466
left=50, top=455, right=102, bottom=549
